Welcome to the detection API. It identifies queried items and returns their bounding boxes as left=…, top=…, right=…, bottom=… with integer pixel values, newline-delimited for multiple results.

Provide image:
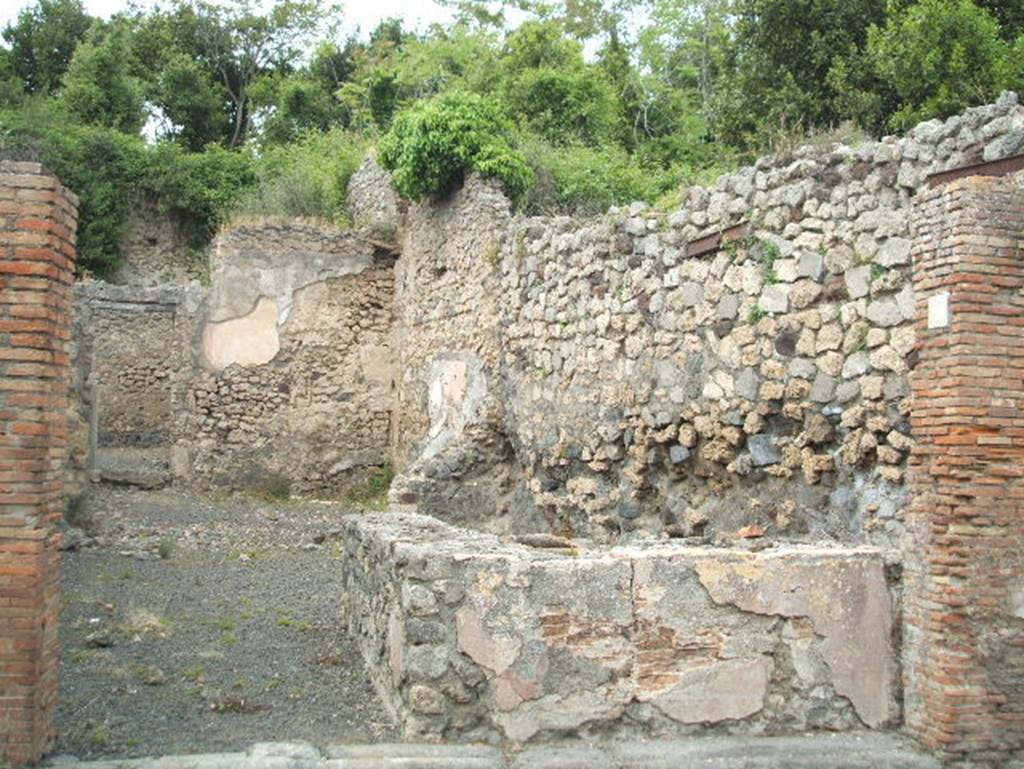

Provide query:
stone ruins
left=1, top=94, right=1023, bottom=767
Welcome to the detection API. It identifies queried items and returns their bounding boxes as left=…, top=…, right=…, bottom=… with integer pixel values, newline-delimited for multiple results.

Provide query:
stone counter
left=341, top=513, right=900, bottom=743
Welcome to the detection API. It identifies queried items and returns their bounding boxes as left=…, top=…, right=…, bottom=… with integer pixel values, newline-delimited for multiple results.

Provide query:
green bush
left=866, top=0, right=1009, bottom=130
left=378, top=91, right=532, bottom=202
left=142, top=141, right=256, bottom=245
left=505, top=66, right=620, bottom=147
left=0, top=97, right=144, bottom=274
left=0, top=97, right=255, bottom=275
left=232, top=128, right=371, bottom=222
left=61, top=22, right=144, bottom=134
left=520, top=135, right=676, bottom=216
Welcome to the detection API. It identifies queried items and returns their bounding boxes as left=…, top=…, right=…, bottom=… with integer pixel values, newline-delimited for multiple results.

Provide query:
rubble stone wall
left=388, top=176, right=522, bottom=529
left=0, top=161, right=76, bottom=765
left=342, top=513, right=900, bottom=742
left=112, top=195, right=204, bottom=287
left=179, top=222, right=395, bottom=493
left=72, top=283, right=199, bottom=448
left=390, top=94, right=1024, bottom=547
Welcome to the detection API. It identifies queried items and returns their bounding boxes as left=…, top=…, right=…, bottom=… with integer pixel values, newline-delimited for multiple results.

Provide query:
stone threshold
left=45, top=734, right=941, bottom=768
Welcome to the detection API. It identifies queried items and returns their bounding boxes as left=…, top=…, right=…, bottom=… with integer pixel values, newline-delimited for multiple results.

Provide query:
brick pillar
left=0, top=161, right=77, bottom=765
left=905, top=174, right=1024, bottom=766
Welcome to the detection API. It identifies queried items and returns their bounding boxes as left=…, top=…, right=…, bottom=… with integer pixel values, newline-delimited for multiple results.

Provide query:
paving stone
left=609, top=735, right=941, bottom=769
left=509, top=746, right=613, bottom=769
left=323, top=744, right=506, bottom=769
left=248, top=743, right=321, bottom=760
left=42, top=736, right=941, bottom=769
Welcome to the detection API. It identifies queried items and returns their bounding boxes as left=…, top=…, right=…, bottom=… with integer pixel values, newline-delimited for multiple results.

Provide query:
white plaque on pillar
left=927, top=292, right=950, bottom=329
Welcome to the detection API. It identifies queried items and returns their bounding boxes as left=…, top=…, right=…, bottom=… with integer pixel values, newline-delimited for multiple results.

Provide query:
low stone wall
left=342, top=512, right=899, bottom=743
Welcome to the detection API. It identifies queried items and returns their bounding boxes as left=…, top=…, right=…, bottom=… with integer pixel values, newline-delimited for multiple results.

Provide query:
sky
left=0, top=0, right=457, bottom=38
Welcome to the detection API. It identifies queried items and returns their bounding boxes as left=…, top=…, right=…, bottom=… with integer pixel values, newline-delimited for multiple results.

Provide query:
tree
left=61, top=22, right=145, bottom=134
left=712, top=0, right=887, bottom=145
left=977, top=0, right=1024, bottom=40
left=499, top=21, right=620, bottom=146
left=134, top=0, right=330, bottom=147
left=254, top=73, right=340, bottom=144
left=153, top=53, right=227, bottom=149
left=641, top=0, right=735, bottom=108
left=0, top=48, right=25, bottom=107
left=2, top=0, right=92, bottom=95
left=865, top=0, right=1009, bottom=130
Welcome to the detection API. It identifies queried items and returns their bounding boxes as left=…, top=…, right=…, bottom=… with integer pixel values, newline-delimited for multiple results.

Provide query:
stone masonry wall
left=111, top=195, right=204, bottom=287
left=343, top=513, right=899, bottom=743
left=903, top=173, right=1024, bottom=767
left=181, top=222, right=394, bottom=493
left=388, top=175, right=523, bottom=530
left=65, top=282, right=201, bottom=493
left=390, top=93, right=1024, bottom=548
left=72, top=283, right=199, bottom=449
left=0, top=161, right=76, bottom=765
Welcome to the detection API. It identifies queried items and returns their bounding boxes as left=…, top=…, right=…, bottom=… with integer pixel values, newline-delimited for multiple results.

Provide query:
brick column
left=0, top=161, right=76, bottom=765
left=905, top=174, right=1024, bottom=766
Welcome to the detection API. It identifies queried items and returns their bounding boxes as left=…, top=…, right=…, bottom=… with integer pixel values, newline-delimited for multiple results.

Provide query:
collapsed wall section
left=111, top=195, right=204, bottom=287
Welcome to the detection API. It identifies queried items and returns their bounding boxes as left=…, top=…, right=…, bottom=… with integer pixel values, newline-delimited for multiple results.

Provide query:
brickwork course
left=0, top=161, right=77, bottom=765
left=905, top=173, right=1024, bottom=766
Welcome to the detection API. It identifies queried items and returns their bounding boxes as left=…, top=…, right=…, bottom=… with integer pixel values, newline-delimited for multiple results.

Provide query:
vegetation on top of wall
left=231, top=128, right=372, bottom=224
left=378, top=91, right=532, bottom=203
left=0, top=97, right=255, bottom=275
left=0, top=0, right=1021, bottom=274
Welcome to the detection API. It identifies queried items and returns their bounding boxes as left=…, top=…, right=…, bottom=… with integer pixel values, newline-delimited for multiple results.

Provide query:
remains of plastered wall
left=179, top=221, right=395, bottom=493
left=70, top=219, right=396, bottom=495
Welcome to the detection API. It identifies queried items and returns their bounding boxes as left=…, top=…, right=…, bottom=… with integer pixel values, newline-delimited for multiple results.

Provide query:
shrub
left=0, top=97, right=255, bottom=275
left=378, top=91, right=532, bottom=203
left=142, top=141, right=256, bottom=245
left=0, top=97, right=145, bottom=274
left=61, top=22, right=144, bottom=134
left=232, top=128, right=371, bottom=222
left=520, top=135, right=675, bottom=216
left=505, top=66, right=620, bottom=147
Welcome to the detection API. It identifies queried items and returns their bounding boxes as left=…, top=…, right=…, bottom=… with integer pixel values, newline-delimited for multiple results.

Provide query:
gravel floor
left=56, top=485, right=396, bottom=760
